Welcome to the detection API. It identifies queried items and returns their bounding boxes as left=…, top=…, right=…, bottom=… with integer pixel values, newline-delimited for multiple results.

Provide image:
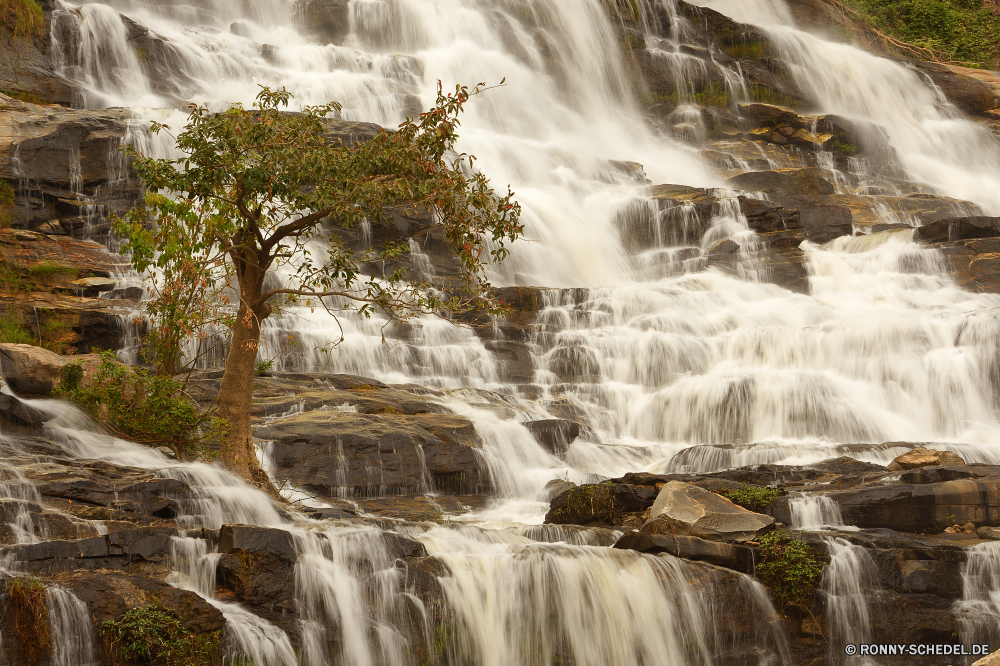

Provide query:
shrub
left=254, top=358, right=274, bottom=376
left=1, top=577, right=51, bottom=666
left=718, top=484, right=781, bottom=513
left=56, top=350, right=206, bottom=454
left=100, top=605, right=220, bottom=666
left=754, top=529, right=824, bottom=608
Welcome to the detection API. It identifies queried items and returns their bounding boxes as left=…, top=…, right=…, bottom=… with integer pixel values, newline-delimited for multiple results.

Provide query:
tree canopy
left=114, top=83, right=522, bottom=488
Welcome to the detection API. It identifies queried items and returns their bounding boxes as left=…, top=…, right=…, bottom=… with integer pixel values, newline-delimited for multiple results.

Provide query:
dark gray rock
left=524, top=419, right=581, bottom=456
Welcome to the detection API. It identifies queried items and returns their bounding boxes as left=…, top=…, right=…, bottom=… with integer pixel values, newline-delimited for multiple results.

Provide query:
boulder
left=542, top=478, right=577, bottom=501
left=545, top=482, right=659, bottom=526
left=727, top=168, right=836, bottom=200
left=524, top=419, right=581, bottom=456
left=0, top=392, right=50, bottom=426
left=914, top=216, right=1000, bottom=244
left=640, top=481, right=775, bottom=542
left=977, top=526, right=1000, bottom=540
left=613, top=530, right=757, bottom=572
left=887, top=447, right=966, bottom=472
left=0, top=343, right=67, bottom=395
left=258, top=410, right=488, bottom=496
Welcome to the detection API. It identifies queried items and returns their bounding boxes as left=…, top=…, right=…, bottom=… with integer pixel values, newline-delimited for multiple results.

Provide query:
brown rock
left=886, top=447, right=966, bottom=471
left=0, top=343, right=67, bottom=395
left=974, top=649, right=1000, bottom=666
left=640, top=481, right=774, bottom=542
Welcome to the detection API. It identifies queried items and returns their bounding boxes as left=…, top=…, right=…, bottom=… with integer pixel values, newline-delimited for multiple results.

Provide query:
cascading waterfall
left=820, top=538, right=881, bottom=666
left=46, top=586, right=99, bottom=666
left=956, top=541, right=1000, bottom=651
left=5, top=0, right=1000, bottom=662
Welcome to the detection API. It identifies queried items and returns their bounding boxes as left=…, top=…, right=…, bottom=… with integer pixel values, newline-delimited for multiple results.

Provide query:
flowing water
left=4, top=0, right=1000, bottom=662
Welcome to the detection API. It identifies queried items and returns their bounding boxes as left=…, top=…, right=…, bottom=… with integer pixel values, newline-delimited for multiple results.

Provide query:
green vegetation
left=748, top=84, right=806, bottom=109
left=836, top=0, right=1000, bottom=68
left=0, top=578, right=51, bottom=666
left=754, top=529, right=825, bottom=608
left=833, top=139, right=859, bottom=155
left=546, top=481, right=623, bottom=525
left=0, top=307, right=33, bottom=344
left=100, top=605, right=220, bottom=666
left=0, top=0, right=44, bottom=41
left=718, top=484, right=781, bottom=513
left=27, top=261, right=78, bottom=278
left=253, top=358, right=274, bottom=376
left=113, top=83, right=521, bottom=486
left=57, top=351, right=208, bottom=455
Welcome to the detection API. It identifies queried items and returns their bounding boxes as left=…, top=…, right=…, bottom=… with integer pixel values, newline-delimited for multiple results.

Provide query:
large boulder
left=887, top=447, right=966, bottom=472
left=903, top=60, right=1000, bottom=115
left=524, top=419, right=581, bottom=456
left=614, top=530, right=757, bottom=572
left=0, top=343, right=67, bottom=395
left=641, top=481, right=775, bottom=542
left=258, top=409, right=489, bottom=496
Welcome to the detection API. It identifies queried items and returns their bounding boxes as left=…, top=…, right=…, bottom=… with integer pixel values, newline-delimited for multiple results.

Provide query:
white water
left=46, top=585, right=98, bottom=666
left=821, top=537, right=881, bottom=666
left=956, top=541, right=1000, bottom=651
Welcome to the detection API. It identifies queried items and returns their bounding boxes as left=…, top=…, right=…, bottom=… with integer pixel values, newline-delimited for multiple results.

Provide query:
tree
left=114, top=83, right=522, bottom=489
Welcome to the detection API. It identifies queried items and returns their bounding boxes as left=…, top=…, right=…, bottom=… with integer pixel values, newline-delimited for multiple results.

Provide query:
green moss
left=748, top=84, right=806, bottom=109
left=754, top=529, right=824, bottom=609
left=28, top=261, right=78, bottom=278
left=100, top=605, right=221, bottom=666
left=833, top=139, right=859, bottom=155
left=718, top=484, right=781, bottom=513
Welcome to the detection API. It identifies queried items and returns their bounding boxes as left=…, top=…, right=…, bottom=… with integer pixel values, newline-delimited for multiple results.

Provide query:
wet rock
left=259, top=410, right=488, bottom=496
left=886, top=447, right=966, bottom=472
left=933, top=237, right=1000, bottom=293
left=3, top=526, right=180, bottom=573
left=0, top=343, right=68, bottom=395
left=219, top=524, right=297, bottom=562
left=641, top=481, right=775, bottom=542
left=545, top=482, right=658, bottom=526
left=978, top=526, right=1000, bottom=540
left=290, top=0, right=351, bottom=45
left=798, top=204, right=853, bottom=243
left=727, top=167, right=836, bottom=200
left=0, top=392, right=50, bottom=426
left=828, top=478, right=1000, bottom=532
left=64, top=572, right=225, bottom=634
left=0, top=100, right=143, bottom=241
left=614, top=530, right=757, bottom=572
left=542, top=479, right=577, bottom=501
left=524, top=419, right=581, bottom=456
left=914, top=216, right=1000, bottom=244
left=903, top=60, right=1000, bottom=115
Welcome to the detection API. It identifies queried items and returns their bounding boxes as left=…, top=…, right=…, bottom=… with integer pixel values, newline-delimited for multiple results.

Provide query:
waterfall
left=789, top=495, right=851, bottom=531
left=46, top=586, right=98, bottom=666
left=956, top=541, right=1000, bottom=651
left=820, top=537, right=881, bottom=666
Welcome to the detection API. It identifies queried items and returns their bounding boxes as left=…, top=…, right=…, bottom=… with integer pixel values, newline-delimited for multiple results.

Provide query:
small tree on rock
left=115, top=83, right=522, bottom=489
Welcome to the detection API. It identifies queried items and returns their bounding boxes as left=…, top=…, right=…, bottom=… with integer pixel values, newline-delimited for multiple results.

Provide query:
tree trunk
left=216, top=277, right=274, bottom=493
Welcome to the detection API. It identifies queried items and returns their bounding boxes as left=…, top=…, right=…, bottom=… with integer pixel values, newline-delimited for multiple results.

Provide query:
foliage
left=1, top=577, right=51, bottom=666
left=114, top=82, right=522, bottom=330
left=0, top=307, right=33, bottom=344
left=837, top=0, right=1000, bottom=68
left=254, top=358, right=273, bottom=376
left=100, top=605, right=220, bottom=666
left=754, top=529, right=824, bottom=608
left=718, top=484, right=781, bottom=513
left=0, top=0, right=43, bottom=42
left=56, top=350, right=206, bottom=454
left=833, top=139, right=858, bottom=155
left=0, top=179, right=14, bottom=228
left=113, top=81, right=522, bottom=479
